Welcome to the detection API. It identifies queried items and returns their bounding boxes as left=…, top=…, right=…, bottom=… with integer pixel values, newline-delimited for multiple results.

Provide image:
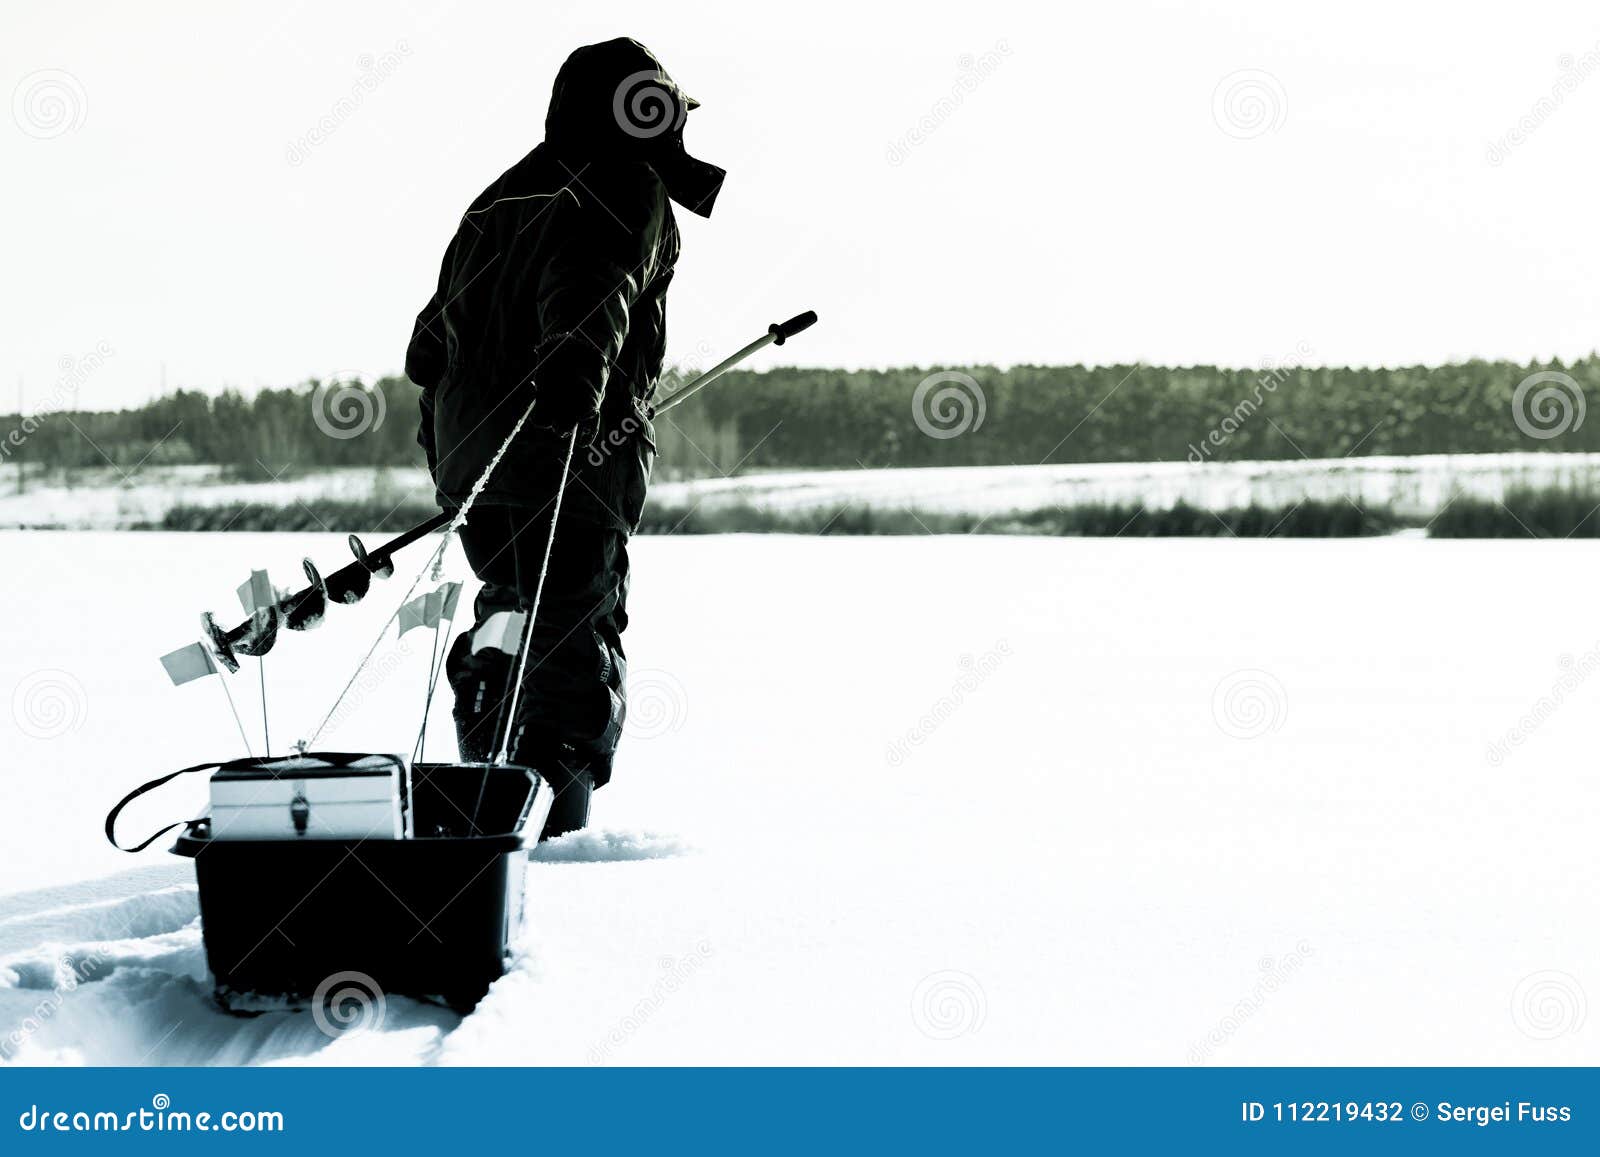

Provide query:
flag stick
left=404, top=620, right=445, bottom=840
left=406, top=635, right=428, bottom=837
left=216, top=665, right=255, bottom=758
left=412, top=611, right=456, bottom=767
left=413, top=625, right=441, bottom=765
left=258, top=657, right=270, bottom=756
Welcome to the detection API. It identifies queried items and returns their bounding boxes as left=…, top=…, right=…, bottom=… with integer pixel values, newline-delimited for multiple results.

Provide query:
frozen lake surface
left=10, top=452, right=1600, bottom=528
left=0, top=531, right=1595, bottom=1064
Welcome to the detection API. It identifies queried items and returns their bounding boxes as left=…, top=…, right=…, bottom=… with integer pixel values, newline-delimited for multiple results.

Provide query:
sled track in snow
left=0, top=871, right=464, bottom=1065
left=0, top=829, right=691, bottom=1066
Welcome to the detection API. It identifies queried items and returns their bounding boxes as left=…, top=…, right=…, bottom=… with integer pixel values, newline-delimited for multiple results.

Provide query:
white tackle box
left=207, top=753, right=404, bottom=840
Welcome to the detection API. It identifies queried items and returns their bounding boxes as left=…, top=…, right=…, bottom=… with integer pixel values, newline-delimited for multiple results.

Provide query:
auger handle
left=769, top=310, right=817, bottom=346
left=653, top=309, right=819, bottom=416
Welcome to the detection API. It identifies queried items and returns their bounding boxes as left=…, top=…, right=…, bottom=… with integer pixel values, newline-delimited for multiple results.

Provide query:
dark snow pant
left=446, top=506, right=629, bottom=789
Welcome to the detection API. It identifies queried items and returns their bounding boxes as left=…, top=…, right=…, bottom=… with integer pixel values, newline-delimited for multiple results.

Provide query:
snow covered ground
left=0, top=465, right=427, bottom=530
left=0, top=530, right=1596, bottom=1065
left=649, top=452, right=1600, bottom=519
left=9, top=452, right=1600, bottom=529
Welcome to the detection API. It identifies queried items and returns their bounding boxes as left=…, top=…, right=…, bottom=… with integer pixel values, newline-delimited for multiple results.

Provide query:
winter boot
left=535, top=744, right=595, bottom=842
left=445, top=626, right=515, bottom=763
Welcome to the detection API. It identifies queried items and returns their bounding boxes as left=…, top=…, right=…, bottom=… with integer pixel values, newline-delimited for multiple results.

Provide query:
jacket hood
left=544, top=38, right=724, bottom=217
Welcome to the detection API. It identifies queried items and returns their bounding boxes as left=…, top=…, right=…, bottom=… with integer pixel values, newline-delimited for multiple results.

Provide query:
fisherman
left=404, top=39, right=723, bottom=840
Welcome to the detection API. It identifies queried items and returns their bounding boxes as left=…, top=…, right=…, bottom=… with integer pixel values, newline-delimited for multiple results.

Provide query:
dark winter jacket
left=406, top=39, right=720, bottom=533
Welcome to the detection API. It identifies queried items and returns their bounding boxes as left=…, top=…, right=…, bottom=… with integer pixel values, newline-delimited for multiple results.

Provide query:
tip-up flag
left=398, top=582, right=465, bottom=637
left=160, top=642, right=218, bottom=686
left=397, top=593, right=430, bottom=637
left=470, top=609, right=526, bottom=654
left=434, top=581, right=463, bottom=623
left=236, top=570, right=276, bottom=616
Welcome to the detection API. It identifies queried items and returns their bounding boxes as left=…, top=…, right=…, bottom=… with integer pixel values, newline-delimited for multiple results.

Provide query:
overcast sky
left=5, top=0, right=1599, bottom=409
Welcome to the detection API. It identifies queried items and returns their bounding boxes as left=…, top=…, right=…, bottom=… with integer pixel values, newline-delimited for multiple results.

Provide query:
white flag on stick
left=160, top=642, right=218, bottom=686
left=398, top=593, right=433, bottom=637
left=471, top=610, right=526, bottom=654
left=236, top=570, right=276, bottom=616
left=428, top=581, right=463, bottom=625
left=400, top=582, right=465, bottom=637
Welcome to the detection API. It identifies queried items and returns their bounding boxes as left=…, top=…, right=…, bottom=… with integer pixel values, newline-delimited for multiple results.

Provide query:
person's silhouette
left=405, top=39, right=723, bottom=839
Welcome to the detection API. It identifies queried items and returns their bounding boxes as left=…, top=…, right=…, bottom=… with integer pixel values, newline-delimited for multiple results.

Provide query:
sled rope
left=299, top=397, right=541, bottom=751
left=493, top=427, right=579, bottom=766
left=104, top=761, right=222, bottom=852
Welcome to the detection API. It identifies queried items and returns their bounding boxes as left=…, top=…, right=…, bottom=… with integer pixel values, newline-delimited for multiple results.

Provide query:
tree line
left=5, top=357, right=1598, bottom=479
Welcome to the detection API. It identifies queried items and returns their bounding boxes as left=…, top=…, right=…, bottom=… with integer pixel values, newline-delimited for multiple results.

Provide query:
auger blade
left=284, top=559, right=328, bottom=631
left=348, top=534, right=395, bottom=581
left=231, top=603, right=281, bottom=658
left=324, top=565, right=371, bottom=605
left=197, top=513, right=450, bottom=664
left=200, top=612, right=240, bottom=674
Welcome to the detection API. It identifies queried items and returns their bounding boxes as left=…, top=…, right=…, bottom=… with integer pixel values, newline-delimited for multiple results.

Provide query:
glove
left=531, top=337, right=606, bottom=443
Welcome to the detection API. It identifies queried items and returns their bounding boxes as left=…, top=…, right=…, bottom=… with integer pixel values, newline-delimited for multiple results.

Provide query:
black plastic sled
left=166, top=760, right=551, bottom=1013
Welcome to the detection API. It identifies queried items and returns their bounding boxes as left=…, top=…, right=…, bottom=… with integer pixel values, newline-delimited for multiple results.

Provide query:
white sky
left=5, top=0, right=1599, bottom=409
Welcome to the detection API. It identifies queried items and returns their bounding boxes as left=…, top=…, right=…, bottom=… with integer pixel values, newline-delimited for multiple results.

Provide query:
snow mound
left=529, top=828, right=692, bottom=863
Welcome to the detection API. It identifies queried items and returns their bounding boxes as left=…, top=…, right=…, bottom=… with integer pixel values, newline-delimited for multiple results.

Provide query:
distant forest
left=5, top=356, right=1599, bottom=480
